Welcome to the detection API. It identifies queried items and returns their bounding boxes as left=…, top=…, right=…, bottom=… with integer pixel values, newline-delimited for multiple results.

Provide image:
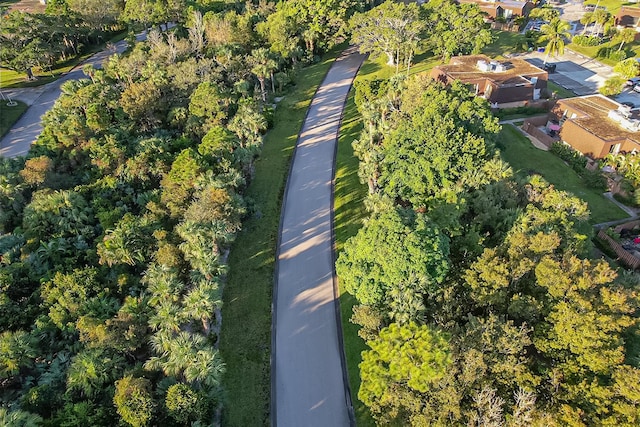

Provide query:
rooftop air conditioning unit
left=619, top=105, right=632, bottom=117
left=477, top=60, right=490, bottom=72
left=495, top=63, right=507, bottom=72
left=609, top=109, right=640, bottom=131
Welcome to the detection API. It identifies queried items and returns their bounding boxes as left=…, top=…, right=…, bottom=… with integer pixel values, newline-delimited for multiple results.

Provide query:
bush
left=494, top=105, right=547, bottom=119
left=593, top=235, right=618, bottom=259
left=572, top=35, right=602, bottom=46
left=582, top=169, right=608, bottom=191
left=550, top=142, right=587, bottom=173
left=597, top=47, right=628, bottom=62
left=600, top=76, right=626, bottom=96
left=549, top=142, right=608, bottom=190
left=608, top=50, right=628, bottom=62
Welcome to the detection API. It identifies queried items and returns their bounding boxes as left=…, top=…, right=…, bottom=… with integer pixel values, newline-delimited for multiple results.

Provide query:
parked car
left=626, top=77, right=640, bottom=87
left=621, top=101, right=636, bottom=108
left=633, top=84, right=640, bottom=93
left=543, top=63, right=557, bottom=73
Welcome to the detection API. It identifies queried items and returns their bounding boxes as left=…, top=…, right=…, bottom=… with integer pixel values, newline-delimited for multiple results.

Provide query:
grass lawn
left=0, top=101, right=28, bottom=138
left=483, top=30, right=528, bottom=59
left=219, top=51, right=341, bottom=426
left=583, top=0, right=631, bottom=15
left=0, top=31, right=127, bottom=89
left=547, top=81, right=576, bottom=99
left=498, top=124, right=628, bottom=224
left=568, top=39, right=640, bottom=67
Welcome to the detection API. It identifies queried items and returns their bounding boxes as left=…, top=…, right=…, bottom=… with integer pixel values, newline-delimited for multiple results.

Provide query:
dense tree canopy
left=0, top=2, right=318, bottom=424
left=340, top=71, right=640, bottom=425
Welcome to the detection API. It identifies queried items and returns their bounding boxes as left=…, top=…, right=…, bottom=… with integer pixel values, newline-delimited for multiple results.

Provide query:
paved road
left=0, top=31, right=149, bottom=158
left=274, top=47, right=365, bottom=427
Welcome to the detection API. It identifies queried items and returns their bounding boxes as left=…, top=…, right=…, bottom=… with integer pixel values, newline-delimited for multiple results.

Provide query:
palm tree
left=250, top=48, right=277, bottom=103
left=591, top=8, right=610, bottom=35
left=539, top=18, right=572, bottom=65
left=615, top=28, right=636, bottom=52
left=0, top=408, right=43, bottom=427
left=66, top=348, right=124, bottom=398
left=580, top=12, right=594, bottom=35
left=182, top=279, right=222, bottom=336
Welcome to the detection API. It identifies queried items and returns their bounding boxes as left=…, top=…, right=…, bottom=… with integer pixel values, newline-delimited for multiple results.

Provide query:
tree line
left=337, top=74, right=640, bottom=425
left=0, top=0, right=375, bottom=425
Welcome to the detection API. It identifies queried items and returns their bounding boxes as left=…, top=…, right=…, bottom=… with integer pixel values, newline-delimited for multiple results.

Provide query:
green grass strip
left=335, top=88, right=376, bottom=427
left=0, top=100, right=28, bottom=138
left=220, top=52, right=340, bottom=426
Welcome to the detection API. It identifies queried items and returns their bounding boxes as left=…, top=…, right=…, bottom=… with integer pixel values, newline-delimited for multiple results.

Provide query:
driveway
left=524, top=49, right=615, bottom=96
left=274, top=47, right=365, bottom=427
left=0, top=31, right=149, bottom=158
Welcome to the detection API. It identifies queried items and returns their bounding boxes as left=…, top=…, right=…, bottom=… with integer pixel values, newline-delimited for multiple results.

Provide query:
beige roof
left=433, top=55, right=546, bottom=85
left=558, top=95, right=640, bottom=144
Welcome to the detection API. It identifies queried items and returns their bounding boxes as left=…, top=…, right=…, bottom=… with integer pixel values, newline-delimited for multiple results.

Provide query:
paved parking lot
left=615, top=86, right=640, bottom=108
left=523, top=49, right=615, bottom=96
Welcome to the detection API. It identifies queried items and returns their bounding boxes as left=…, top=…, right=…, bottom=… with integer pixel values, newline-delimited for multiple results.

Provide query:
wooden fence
left=597, top=229, right=640, bottom=269
left=521, top=121, right=558, bottom=148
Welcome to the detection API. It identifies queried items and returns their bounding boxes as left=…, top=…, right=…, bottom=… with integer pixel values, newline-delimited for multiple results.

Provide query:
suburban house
left=457, top=0, right=534, bottom=18
left=616, top=6, right=640, bottom=29
left=430, top=55, right=548, bottom=107
left=553, top=95, right=640, bottom=159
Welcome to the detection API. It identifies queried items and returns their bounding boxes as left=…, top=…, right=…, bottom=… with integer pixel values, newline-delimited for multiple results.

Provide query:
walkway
left=273, top=47, right=365, bottom=427
left=0, top=31, right=150, bottom=158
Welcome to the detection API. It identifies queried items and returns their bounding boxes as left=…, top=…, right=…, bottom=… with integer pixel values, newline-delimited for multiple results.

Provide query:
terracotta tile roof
left=558, top=95, right=640, bottom=144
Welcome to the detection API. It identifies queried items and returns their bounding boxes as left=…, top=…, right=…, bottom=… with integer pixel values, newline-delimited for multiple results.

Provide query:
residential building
left=553, top=94, right=640, bottom=159
left=458, top=0, right=534, bottom=18
left=430, top=54, right=548, bottom=107
left=616, top=6, right=640, bottom=29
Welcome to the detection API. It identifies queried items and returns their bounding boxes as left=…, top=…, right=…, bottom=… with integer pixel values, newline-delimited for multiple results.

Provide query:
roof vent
left=609, top=109, right=640, bottom=132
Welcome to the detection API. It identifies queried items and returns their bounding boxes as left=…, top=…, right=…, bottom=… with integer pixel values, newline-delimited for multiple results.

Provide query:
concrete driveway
left=274, top=47, right=365, bottom=427
left=0, top=31, right=149, bottom=158
left=524, top=49, right=614, bottom=96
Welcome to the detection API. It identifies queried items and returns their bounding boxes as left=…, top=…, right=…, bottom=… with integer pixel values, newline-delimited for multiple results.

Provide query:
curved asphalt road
left=274, top=47, right=365, bottom=427
left=0, top=31, right=150, bottom=158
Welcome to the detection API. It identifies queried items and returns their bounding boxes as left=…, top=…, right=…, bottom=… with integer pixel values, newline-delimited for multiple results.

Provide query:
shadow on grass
left=0, top=100, right=28, bottom=138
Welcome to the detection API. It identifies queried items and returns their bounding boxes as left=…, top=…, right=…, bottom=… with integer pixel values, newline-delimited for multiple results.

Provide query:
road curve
left=273, top=47, right=365, bottom=427
left=0, top=31, right=149, bottom=158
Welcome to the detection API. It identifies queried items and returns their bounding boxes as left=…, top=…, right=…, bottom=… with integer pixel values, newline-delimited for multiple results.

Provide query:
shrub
left=572, top=35, right=602, bottom=46
left=550, top=141, right=587, bottom=173
left=494, top=105, right=547, bottom=119
left=582, top=169, right=608, bottom=191
left=597, top=47, right=628, bottom=62
left=165, top=383, right=208, bottom=424
left=599, top=76, right=626, bottom=96
left=608, top=50, right=628, bottom=62
left=549, top=142, right=608, bottom=188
